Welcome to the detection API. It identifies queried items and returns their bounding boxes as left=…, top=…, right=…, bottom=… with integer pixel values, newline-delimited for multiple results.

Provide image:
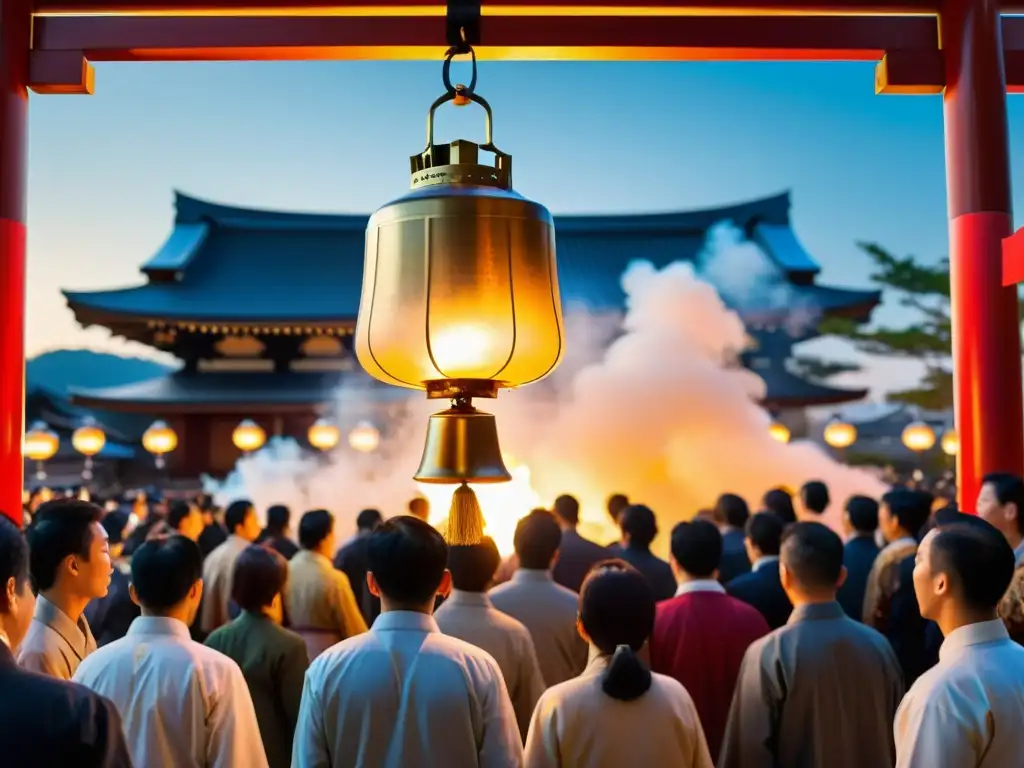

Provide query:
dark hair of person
left=714, top=493, right=750, bottom=529
left=447, top=537, right=501, bottom=593
left=745, top=512, right=784, bottom=556
left=931, top=517, right=1016, bottom=611
left=298, top=509, right=334, bottom=550
left=553, top=494, right=580, bottom=526
left=232, top=545, right=288, bottom=613
left=356, top=508, right=384, bottom=532
left=0, top=515, right=30, bottom=597
left=620, top=504, right=658, bottom=550
left=882, top=489, right=932, bottom=539
left=762, top=488, right=797, bottom=524
left=264, top=504, right=291, bottom=535
left=224, top=500, right=254, bottom=535
left=780, top=522, right=844, bottom=591
left=579, top=560, right=656, bottom=702
left=27, top=499, right=103, bottom=592
left=607, top=493, right=630, bottom=521
left=367, top=516, right=448, bottom=605
left=981, top=472, right=1024, bottom=534
left=845, top=495, right=880, bottom=534
left=166, top=500, right=193, bottom=532
left=130, top=535, right=203, bottom=611
left=669, top=520, right=722, bottom=578
left=513, top=510, right=562, bottom=570
left=101, top=510, right=130, bottom=546
left=800, top=481, right=830, bottom=514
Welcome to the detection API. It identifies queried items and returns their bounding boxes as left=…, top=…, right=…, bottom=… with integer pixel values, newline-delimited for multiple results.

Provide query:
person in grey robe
left=719, top=521, right=905, bottom=768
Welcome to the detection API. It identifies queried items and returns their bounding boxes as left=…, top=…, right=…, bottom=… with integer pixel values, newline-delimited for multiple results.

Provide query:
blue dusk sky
left=26, top=58, right=1024, bottom=399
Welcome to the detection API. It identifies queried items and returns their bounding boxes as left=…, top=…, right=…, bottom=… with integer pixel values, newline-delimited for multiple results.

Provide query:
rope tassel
left=445, top=482, right=485, bottom=545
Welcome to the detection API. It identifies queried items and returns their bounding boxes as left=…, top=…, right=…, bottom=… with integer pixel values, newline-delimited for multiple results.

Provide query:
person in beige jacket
left=199, top=499, right=261, bottom=635
left=286, top=509, right=367, bottom=660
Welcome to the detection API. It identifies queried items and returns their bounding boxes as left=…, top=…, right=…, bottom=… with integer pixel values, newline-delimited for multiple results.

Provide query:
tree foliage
left=820, top=242, right=952, bottom=409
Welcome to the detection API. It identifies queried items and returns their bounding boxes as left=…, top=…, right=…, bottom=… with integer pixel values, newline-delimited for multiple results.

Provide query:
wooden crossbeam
left=29, top=0, right=946, bottom=15
left=31, top=14, right=936, bottom=57
left=27, top=7, right=1024, bottom=95
left=29, top=13, right=938, bottom=93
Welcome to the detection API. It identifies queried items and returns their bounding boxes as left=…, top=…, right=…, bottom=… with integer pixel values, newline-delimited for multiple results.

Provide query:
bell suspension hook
left=442, top=34, right=478, bottom=106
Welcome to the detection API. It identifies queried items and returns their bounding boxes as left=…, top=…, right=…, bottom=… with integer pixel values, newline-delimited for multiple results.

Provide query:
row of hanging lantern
left=24, top=417, right=174, bottom=481
left=23, top=418, right=108, bottom=481
left=232, top=418, right=381, bottom=455
left=820, top=414, right=959, bottom=457
left=23, top=415, right=380, bottom=482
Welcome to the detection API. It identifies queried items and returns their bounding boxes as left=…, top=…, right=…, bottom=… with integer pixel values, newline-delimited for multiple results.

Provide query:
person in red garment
left=649, top=519, right=769, bottom=759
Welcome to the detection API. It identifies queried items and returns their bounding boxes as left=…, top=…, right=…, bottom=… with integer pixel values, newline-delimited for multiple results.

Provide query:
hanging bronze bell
left=413, top=401, right=512, bottom=484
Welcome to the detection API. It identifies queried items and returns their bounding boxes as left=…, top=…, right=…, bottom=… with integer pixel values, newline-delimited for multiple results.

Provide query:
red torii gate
left=2, top=0, right=1022, bottom=524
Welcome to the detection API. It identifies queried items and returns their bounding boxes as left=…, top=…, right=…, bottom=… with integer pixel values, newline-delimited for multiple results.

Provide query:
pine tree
left=817, top=242, right=952, bottom=410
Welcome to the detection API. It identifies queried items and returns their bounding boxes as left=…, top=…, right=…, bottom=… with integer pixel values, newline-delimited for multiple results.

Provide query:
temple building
left=62, top=191, right=879, bottom=478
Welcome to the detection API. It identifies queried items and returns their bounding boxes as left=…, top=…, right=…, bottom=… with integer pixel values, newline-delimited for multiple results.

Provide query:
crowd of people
left=2, top=474, right=1024, bottom=767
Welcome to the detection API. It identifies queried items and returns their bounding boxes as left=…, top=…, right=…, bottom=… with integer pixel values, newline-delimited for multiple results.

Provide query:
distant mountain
left=27, top=349, right=175, bottom=397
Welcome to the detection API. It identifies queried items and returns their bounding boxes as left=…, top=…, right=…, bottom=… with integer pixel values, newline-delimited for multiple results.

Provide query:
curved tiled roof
left=64, top=189, right=878, bottom=327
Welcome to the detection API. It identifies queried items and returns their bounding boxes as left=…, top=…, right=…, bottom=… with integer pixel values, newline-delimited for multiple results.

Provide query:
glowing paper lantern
left=823, top=417, right=857, bottom=450
left=24, top=421, right=59, bottom=481
left=769, top=420, right=791, bottom=444
left=348, top=421, right=381, bottom=454
left=232, top=419, right=267, bottom=453
left=308, top=418, right=341, bottom=452
left=142, top=420, right=178, bottom=469
left=72, top=418, right=106, bottom=482
left=941, top=429, right=959, bottom=456
left=72, top=419, right=106, bottom=457
left=902, top=421, right=936, bottom=453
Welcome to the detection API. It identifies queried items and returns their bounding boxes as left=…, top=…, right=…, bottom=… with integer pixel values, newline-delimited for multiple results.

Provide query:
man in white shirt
left=490, top=510, right=587, bottom=687
left=74, top=535, right=269, bottom=768
left=293, top=516, right=523, bottom=768
left=896, top=515, right=1024, bottom=767
left=436, top=536, right=545, bottom=739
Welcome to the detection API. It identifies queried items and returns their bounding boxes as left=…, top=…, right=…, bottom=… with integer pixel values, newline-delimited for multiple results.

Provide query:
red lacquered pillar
left=941, top=0, right=1023, bottom=512
left=0, top=0, right=31, bottom=527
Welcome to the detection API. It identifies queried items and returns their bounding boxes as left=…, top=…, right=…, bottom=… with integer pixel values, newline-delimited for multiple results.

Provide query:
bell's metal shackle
left=423, top=88, right=498, bottom=155
left=441, top=44, right=478, bottom=96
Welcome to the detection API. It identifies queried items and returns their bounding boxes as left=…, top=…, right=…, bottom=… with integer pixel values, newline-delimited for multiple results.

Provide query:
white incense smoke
left=207, top=226, right=886, bottom=556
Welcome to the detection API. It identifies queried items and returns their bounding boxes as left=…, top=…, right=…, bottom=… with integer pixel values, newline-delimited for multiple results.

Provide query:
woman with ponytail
left=523, top=559, right=714, bottom=768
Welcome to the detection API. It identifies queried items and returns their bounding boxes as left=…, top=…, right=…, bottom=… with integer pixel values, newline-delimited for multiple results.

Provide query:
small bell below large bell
left=414, top=403, right=512, bottom=484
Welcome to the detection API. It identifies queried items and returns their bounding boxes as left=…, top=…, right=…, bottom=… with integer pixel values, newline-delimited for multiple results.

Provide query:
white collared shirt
left=752, top=556, right=779, bottom=573
left=293, top=610, right=523, bottom=768
left=73, top=615, right=268, bottom=768
left=895, top=619, right=1024, bottom=767
left=436, top=590, right=545, bottom=740
left=675, top=579, right=727, bottom=597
